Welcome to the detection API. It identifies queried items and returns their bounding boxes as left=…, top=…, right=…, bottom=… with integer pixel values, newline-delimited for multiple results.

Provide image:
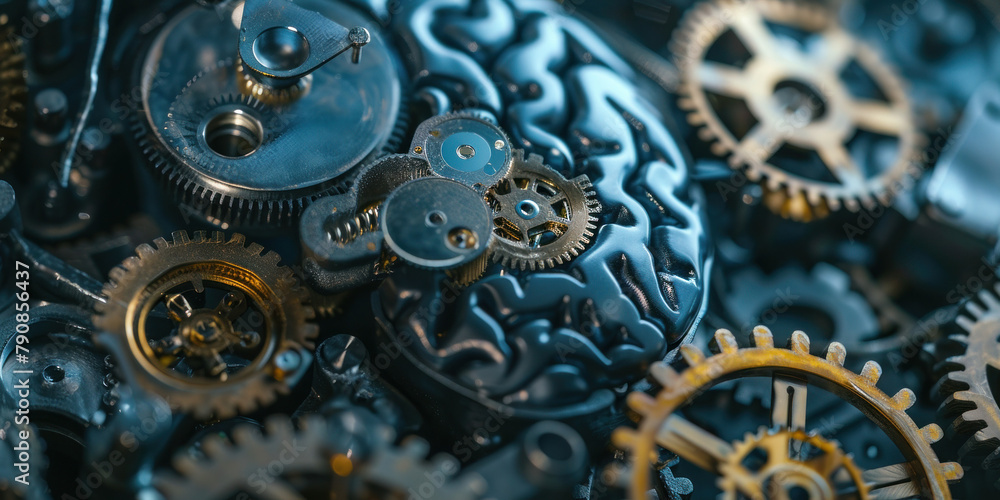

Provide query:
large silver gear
left=486, top=150, right=601, bottom=271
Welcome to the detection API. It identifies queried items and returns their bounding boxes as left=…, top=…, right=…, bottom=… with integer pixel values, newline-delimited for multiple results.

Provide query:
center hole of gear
left=203, top=108, right=265, bottom=159
left=42, top=365, right=65, bottom=383
left=773, top=80, right=828, bottom=124
left=457, top=144, right=476, bottom=159
left=426, top=210, right=447, bottom=227
left=516, top=200, right=540, bottom=220
left=253, top=26, right=311, bottom=71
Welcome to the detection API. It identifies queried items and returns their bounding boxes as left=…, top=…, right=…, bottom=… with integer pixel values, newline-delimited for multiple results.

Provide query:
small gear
left=93, top=231, right=318, bottom=420
left=934, top=282, right=1000, bottom=489
left=613, top=327, right=962, bottom=499
left=671, top=0, right=923, bottom=221
left=152, top=412, right=484, bottom=500
left=410, top=112, right=514, bottom=191
left=0, top=25, right=27, bottom=175
left=486, top=150, right=601, bottom=271
left=234, top=55, right=312, bottom=106
left=719, top=427, right=866, bottom=499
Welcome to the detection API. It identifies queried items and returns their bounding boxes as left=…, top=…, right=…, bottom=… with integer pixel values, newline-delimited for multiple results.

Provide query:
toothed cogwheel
left=719, top=427, right=866, bottom=499
left=487, top=150, right=601, bottom=271
left=613, top=327, right=962, bottom=499
left=934, top=282, right=1000, bottom=490
left=93, top=231, right=318, bottom=420
left=670, top=0, right=923, bottom=221
left=151, top=413, right=485, bottom=500
left=0, top=24, right=27, bottom=175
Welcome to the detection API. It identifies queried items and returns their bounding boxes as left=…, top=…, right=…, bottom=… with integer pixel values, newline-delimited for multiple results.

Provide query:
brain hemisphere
left=388, top=0, right=710, bottom=405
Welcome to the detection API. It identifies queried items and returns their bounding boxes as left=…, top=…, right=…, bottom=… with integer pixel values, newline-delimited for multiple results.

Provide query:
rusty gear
left=613, top=327, right=962, bottom=499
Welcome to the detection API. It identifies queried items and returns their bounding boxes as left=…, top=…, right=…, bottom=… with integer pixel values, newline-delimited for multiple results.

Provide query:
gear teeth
left=679, top=344, right=705, bottom=366
left=891, top=388, right=916, bottom=411
left=650, top=362, right=679, bottom=387
left=711, top=329, right=739, bottom=354
left=172, top=231, right=191, bottom=245
left=860, top=360, right=882, bottom=385
left=136, top=243, right=156, bottom=259
left=626, top=391, right=658, bottom=416
left=789, top=330, right=809, bottom=354
left=751, top=326, right=774, bottom=348
left=825, top=342, right=846, bottom=367
left=920, top=423, right=944, bottom=445
left=154, top=237, right=170, bottom=250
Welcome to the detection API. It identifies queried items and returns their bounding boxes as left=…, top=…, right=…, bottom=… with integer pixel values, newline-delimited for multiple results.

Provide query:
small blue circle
left=441, top=132, right=491, bottom=173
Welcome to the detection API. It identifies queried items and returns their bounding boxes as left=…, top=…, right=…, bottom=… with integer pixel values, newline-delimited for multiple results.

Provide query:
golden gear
left=93, top=231, right=317, bottom=420
left=486, top=150, right=601, bottom=271
left=670, top=0, right=923, bottom=221
left=719, top=427, right=867, bottom=499
left=935, top=282, right=1000, bottom=487
left=612, top=327, right=962, bottom=499
left=0, top=24, right=27, bottom=175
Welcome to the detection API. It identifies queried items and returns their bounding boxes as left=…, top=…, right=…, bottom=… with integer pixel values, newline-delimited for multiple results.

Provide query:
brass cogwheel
left=0, top=25, right=27, bottom=175
left=235, top=55, right=312, bottom=106
left=935, top=282, right=1000, bottom=489
left=93, top=231, right=317, bottom=420
left=613, top=327, right=962, bottom=499
left=671, top=0, right=923, bottom=221
left=720, top=427, right=867, bottom=499
left=486, top=150, right=601, bottom=271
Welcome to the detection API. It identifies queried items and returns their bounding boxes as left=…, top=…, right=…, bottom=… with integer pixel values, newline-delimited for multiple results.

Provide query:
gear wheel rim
left=935, top=282, right=1000, bottom=485
left=93, top=230, right=317, bottom=420
left=613, top=326, right=962, bottom=499
left=487, top=150, right=601, bottom=271
left=670, top=0, right=923, bottom=220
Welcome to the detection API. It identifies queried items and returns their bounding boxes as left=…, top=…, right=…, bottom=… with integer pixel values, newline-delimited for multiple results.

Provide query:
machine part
left=374, top=270, right=661, bottom=447
left=721, top=263, right=880, bottom=356
left=237, top=0, right=370, bottom=85
left=0, top=398, right=49, bottom=500
left=0, top=305, right=108, bottom=498
left=923, top=84, right=1000, bottom=240
left=399, top=0, right=711, bottom=347
left=134, top=0, right=403, bottom=228
left=411, top=112, right=514, bottom=191
left=92, top=231, right=317, bottom=419
left=934, top=282, right=1000, bottom=490
left=487, top=150, right=600, bottom=271
left=614, top=327, right=962, bottom=499
left=382, top=176, right=493, bottom=271
left=719, top=427, right=866, bottom=499
left=671, top=0, right=922, bottom=221
left=0, top=24, right=26, bottom=175
left=151, top=411, right=484, bottom=500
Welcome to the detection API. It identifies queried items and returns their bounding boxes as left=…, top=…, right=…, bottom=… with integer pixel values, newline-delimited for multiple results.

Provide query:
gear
left=934, top=282, right=1000, bottom=489
left=613, top=327, right=962, bottom=499
left=411, top=112, right=514, bottom=191
left=0, top=24, right=27, bottom=175
left=719, top=427, right=867, bottom=499
left=152, top=412, right=484, bottom=500
left=486, top=150, right=601, bottom=271
left=93, top=231, right=318, bottom=420
left=671, top=0, right=923, bottom=221
left=133, top=0, right=405, bottom=229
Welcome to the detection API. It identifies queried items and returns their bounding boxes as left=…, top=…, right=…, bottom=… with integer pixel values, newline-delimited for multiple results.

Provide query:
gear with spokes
left=720, top=427, right=867, bottom=500
left=613, top=327, right=962, bottom=499
left=934, top=282, right=1000, bottom=490
left=486, top=150, right=601, bottom=271
left=671, top=0, right=923, bottom=221
left=93, top=231, right=318, bottom=420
